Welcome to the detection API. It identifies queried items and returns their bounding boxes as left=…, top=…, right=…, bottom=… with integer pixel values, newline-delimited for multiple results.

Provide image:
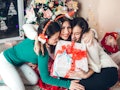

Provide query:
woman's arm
left=90, top=28, right=98, bottom=40
left=38, top=51, right=85, bottom=89
left=22, top=25, right=44, bottom=55
left=86, top=40, right=102, bottom=73
left=69, top=68, right=94, bottom=79
left=83, top=69, right=94, bottom=79
left=22, top=24, right=38, bottom=40
left=82, top=29, right=98, bottom=45
left=34, top=36, right=44, bottom=55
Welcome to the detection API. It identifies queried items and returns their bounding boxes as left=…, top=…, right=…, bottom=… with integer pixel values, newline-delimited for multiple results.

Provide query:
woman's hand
left=27, top=63, right=37, bottom=69
left=69, top=80, right=85, bottom=90
left=34, top=36, right=44, bottom=55
left=69, top=69, right=87, bottom=79
left=82, top=30, right=94, bottom=45
left=69, top=68, right=94, bottom=79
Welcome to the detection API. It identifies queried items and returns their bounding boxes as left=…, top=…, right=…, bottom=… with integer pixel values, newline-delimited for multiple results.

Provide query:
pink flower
left=43, top=9, right=53, bottom=19
left=25, top=7, right=35, bottom=18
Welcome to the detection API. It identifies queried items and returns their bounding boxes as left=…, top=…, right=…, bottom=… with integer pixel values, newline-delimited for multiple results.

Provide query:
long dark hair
left=38, top=20, right=61, bottom=53
left=38, top=20, right=61, bottom=38
left=72, top=17, right=90, bottom=42
left=57, top=16, right=72, bottom=41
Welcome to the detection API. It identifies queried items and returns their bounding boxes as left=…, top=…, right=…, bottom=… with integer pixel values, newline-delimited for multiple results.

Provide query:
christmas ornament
left=8, top=2, right=17, bottom=16
left=0, top=20, right=8, bottom=32
left=25, top=0, right=78, bottom=25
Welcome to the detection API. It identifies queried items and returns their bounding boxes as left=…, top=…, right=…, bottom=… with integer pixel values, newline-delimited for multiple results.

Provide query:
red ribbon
left=55, top=42, right=87, bottom=78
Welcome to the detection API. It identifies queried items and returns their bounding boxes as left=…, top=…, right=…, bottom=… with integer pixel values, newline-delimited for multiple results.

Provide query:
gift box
left=51, top=40, right=88, bottom=79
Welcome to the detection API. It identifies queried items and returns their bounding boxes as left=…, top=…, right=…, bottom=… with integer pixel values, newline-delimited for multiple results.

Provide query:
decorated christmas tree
left=0, top=20, right=8, bottom=32
left=8, top=2, right=17, bottom=16
left=25, top=0, right=78, bottom=24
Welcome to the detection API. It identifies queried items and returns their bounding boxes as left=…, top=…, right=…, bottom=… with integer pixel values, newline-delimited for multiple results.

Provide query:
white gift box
left=51, top=40, right=88, bottom=79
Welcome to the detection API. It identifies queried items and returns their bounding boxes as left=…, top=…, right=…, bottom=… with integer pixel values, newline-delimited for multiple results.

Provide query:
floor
left=0, top=85, right=41, bottom=90
left=0, top=43, right=120, bottom=90
left=110, top=81, right=120, bottom=90
left=0, top=83, right=120, bottom=90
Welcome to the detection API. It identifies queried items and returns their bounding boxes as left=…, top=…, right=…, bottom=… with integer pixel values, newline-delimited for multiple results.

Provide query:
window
left=0, top=0, right=24, bottom=43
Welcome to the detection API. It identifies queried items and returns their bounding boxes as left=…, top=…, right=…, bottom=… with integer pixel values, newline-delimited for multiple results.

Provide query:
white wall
left=98, top=0, right=120, bottom=39
left=79, top=0, right=120, bottom=39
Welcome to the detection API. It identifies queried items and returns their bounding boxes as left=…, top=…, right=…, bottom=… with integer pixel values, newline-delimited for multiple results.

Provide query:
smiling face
left=71, top=25, right=82, bottom=42
left=48, top=32, right=60, bottom=46
left=60, top=21, right=72, bottom=40
left=71, top=17, right=89, bottom=42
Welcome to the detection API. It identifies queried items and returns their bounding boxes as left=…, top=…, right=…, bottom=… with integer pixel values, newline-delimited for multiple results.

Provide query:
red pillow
left=101, top=32, right=119, bottom=54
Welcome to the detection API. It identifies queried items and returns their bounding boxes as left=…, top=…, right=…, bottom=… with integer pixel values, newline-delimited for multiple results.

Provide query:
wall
left=78, top=0, right=120, bottom=40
